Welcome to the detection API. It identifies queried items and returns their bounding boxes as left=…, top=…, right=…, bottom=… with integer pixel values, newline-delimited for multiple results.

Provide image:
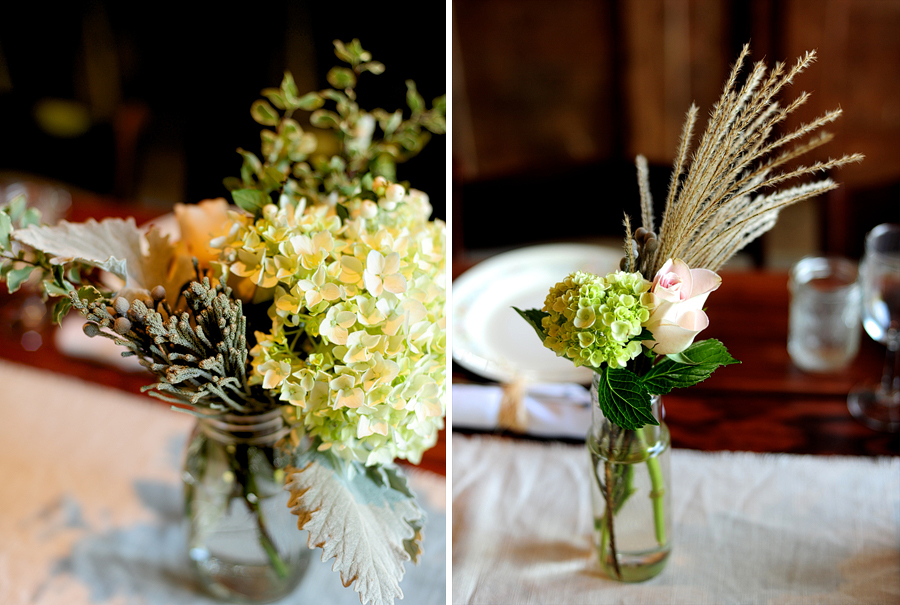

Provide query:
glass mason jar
left=587, top=374, right=671, bottom=582
left=183, top=408, right=311, bottom=603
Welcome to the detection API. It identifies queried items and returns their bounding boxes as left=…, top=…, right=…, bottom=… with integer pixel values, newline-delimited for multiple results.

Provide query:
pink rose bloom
left=643, top=258, right=721, bottom=355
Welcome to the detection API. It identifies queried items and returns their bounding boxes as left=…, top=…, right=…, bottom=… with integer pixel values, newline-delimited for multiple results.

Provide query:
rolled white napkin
left=452, top=382, right=592, bottom=439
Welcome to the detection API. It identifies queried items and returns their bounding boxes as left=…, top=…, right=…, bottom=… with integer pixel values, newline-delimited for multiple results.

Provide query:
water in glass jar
left=587, top=435, right=671, bottom=582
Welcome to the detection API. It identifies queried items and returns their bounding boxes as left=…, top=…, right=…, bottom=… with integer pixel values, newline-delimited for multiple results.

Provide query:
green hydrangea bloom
left=218, top=181, right=445, bottom=467
left=541, top=270, right=653, bottom=369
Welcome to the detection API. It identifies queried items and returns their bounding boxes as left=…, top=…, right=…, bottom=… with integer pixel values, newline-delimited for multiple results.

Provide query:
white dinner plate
left=452, top=243, right=623, bottom=383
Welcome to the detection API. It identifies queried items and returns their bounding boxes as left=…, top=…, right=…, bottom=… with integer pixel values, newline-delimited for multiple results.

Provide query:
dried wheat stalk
left=638, top=44, right=863, bottom=276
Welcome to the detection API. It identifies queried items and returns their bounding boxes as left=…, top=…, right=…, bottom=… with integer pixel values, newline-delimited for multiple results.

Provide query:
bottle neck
left=199, top=408, right=290, bottom=447
left=590, top=372, right=667, bottom=460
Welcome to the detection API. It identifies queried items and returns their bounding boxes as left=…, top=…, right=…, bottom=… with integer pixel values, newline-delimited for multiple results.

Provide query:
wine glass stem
left=881, top=327, right=900, bottom=420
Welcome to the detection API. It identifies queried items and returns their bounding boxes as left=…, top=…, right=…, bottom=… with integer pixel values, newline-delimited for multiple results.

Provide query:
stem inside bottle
left=588, top=377, right=672, bottom=583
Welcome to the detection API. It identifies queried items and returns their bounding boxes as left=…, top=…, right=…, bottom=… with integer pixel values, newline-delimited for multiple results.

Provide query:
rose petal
left=676, top=308, right=710, bottom=332
left=689, top=268, right=722, bottom=296
left=645, top=308, right=710, bottom=355
left=668, top=259, right=693, bottom=299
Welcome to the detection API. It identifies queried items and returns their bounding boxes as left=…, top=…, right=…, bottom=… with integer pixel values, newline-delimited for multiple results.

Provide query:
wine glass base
left=848, top=386, right=900, bottom=433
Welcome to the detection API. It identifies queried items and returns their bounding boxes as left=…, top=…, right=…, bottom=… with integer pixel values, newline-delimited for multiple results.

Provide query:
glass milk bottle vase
left=183, top=408, right=311, bottom=603
left=586, top=374, right=672, bottom=582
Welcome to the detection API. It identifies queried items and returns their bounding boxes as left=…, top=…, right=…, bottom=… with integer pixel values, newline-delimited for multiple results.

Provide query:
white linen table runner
left=453, top=433, right=900, bottom=605
left=0, top=360, right=446, bottom=605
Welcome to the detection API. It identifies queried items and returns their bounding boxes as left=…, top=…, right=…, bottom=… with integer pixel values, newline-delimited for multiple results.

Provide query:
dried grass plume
left=637, top=44, right=863, bottom=276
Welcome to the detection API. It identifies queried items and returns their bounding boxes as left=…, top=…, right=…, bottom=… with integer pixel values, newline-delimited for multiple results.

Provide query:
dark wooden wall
left=453, top=0, right=900, bottom=261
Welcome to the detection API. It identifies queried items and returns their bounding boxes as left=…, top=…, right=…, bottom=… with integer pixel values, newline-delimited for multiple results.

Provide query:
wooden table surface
left=453, top=260, right=900, bottom=457
left=0, top=195, right=445, bottom=476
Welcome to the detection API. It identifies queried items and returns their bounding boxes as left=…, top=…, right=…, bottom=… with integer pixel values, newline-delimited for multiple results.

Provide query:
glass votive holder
left=788, top=256, right=862, bottom=372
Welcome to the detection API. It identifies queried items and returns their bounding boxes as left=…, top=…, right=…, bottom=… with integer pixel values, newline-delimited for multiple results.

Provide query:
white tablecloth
left=0, top=361, right=446, bottom=605
left=452, top=434, right=900, bottom=605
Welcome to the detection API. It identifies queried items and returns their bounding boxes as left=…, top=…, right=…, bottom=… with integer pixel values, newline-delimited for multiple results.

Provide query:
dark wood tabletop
left=452, top=260, right=900, bottom=457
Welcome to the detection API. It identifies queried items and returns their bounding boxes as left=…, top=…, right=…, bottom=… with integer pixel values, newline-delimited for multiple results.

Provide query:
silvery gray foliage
left=72, top=276, right=273, bottom=415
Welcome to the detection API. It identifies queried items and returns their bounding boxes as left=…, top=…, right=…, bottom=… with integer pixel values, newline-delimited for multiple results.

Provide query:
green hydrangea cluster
left=541, top=270, right=653, bottom=369
left=217, top=178, right=445, bottom=467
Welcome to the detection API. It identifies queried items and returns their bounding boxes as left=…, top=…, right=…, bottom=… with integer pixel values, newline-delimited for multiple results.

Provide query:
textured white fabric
left=452, top=434, right=900, bottom=605
left=0, top=361, right=445, bottom=605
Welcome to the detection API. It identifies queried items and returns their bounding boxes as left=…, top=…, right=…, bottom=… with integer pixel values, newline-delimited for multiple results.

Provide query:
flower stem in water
left=635, top=427, right=667, bottom=546
left=603, top=458, right=622, bottom=580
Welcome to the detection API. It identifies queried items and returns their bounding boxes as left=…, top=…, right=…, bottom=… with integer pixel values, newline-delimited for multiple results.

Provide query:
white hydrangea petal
left=383, top=253, right=401, bottom=274
left=383, top=274, right=407, bottom=294
left=337, top=311, right=357, bottom=328
left=321, top=283, right=341, bottom=301
left=337, top=388, right=364, bottom=409
left=363, top=270, right=383, bottom=296
left=366, top=249, right=385, bottom=274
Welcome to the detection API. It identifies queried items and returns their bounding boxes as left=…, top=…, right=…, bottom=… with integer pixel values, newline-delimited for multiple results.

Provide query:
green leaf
left=0, top=211, right=12, bottom=249
left=310, top=109, right=341, bottom=129
left=6, top=196, right=26, bottom=222
left=261, top=87, right=286, bottom=110
left=631, top=328, right=656, bottom=342
left=327, top=67, right=356, bottom=90
left=250, top=100, right=280, bottom=126
left=421, top=113, right=446, bottom=135
left=280, top=71, right=299, bottom=104
left=237, top=148, right=263, bottom=185
left=513, top=306, right=548, bottom=342
left=232, top=189, right=269, bottom=215
left=222, top=176, right=243, bottom=192
left=295, top=92, right=324, bottom=111
left=642, top=339, right=740, bottom=395
left=52, top=297, right=72, bottom=325
left=597, top=367, right=657, bottom=430
left=285, top=451, right=424, bottom=605
left=6, top=265, right=34, bottom=293
left=21, top=207, right=41, bottom=228
left=43, top=279, right=70, bottom=297
left=336, top=203, right=350, bottom=222
left=383, top=110, right=402, bottom=136
left=333, top=39, right=354, bottom=64
left=361, top=61, right=385, bottom=75
left=405, top=80, right=424, bottom=114
left=76, top=284, right=102, bottom=304
left=263, top=166, right=288, bottom=189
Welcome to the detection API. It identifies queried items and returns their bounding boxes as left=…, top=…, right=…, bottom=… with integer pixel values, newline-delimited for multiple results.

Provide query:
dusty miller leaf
left=12, top=218, right=194, bottom=302
left=285, top=450, right=425, bottom=605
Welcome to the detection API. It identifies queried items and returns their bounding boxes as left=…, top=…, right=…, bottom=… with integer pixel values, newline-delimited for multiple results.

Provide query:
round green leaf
left=327, top=67, right=357, bottom=90
left=250, top=100, right=280, bottom=126
left=310, top=110, right=341, bottom=129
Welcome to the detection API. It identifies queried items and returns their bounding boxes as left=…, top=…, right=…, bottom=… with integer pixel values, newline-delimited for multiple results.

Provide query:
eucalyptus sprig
left=226, top=39, right=445, bottom=218
left=0, top=196, right=99, bottom=322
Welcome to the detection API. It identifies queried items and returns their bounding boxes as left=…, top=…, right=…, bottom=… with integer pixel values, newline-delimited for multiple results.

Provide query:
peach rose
left=173, top=198, right=232, bottom=266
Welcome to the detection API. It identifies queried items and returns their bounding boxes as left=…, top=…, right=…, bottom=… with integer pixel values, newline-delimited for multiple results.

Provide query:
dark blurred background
left=453, top=0, right=900, bottom=268
left=0, top=1, right=446, bottom=218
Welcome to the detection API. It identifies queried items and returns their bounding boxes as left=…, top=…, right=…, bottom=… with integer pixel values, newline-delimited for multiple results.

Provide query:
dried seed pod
left=151, top=285, right=166, bottom=301
left=83, top=322, right=101, bottom=337
left=114, top=317, right=132, bottom=335
left=114, top=297, right=130, bottom=315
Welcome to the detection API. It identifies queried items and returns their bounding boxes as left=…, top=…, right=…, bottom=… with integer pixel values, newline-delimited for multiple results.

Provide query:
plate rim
left=452, top=243, right=621, bottom=383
